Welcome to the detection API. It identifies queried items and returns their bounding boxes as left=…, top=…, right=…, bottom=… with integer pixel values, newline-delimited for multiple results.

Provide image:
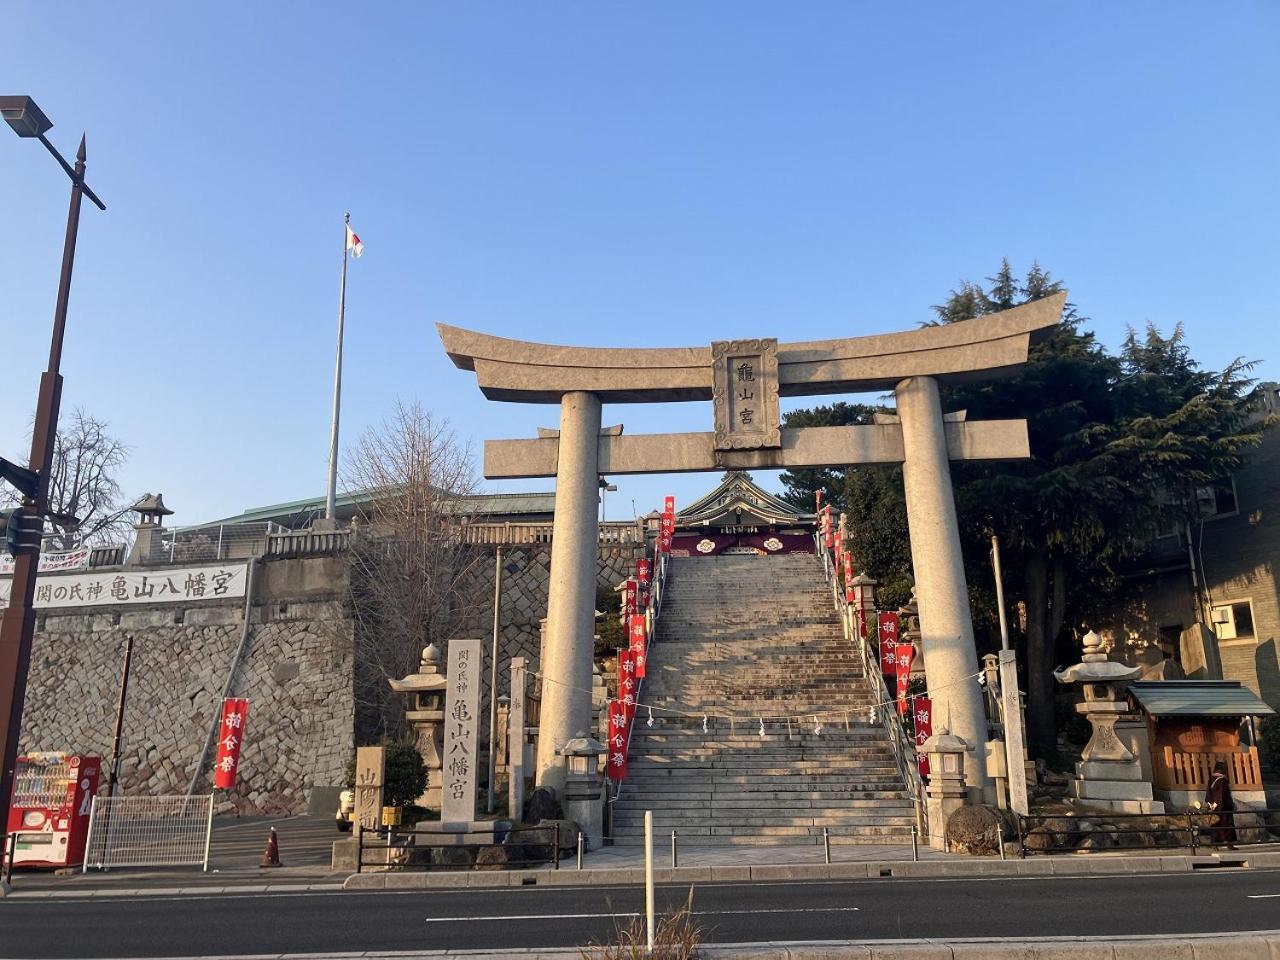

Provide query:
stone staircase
left=610, top=553, right=917, bottom=846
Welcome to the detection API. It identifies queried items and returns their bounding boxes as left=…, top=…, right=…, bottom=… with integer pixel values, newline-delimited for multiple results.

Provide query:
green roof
left=198, top=488, right=555, bottom=527
left=1128, top=681, right=1275, bottom=718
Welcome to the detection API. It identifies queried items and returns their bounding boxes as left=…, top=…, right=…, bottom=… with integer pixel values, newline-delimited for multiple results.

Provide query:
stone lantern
left=559, top=730, right=607, bottom=849
left=387, top=643, right=448, bottom=809
left=920, top=726, right=970, bottom=849
left=1054, top=629, right=1163, bottom=813
left=126, top=493, right=174, bottom=566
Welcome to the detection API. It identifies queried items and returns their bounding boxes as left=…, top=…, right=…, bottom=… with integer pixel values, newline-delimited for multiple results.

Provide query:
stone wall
left=17, top=555, right=354, bottom=816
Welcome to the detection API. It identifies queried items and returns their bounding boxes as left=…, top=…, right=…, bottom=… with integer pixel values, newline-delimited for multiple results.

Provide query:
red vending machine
left=6, top=753, right=100, bottom=869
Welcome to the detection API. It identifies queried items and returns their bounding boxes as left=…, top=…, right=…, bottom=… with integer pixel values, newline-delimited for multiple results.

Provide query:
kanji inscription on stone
left=354, top=745, right=385, bottom=833
left=442, top=638, right=483, bottom=823
left=711, top=339, right=780, bottom=451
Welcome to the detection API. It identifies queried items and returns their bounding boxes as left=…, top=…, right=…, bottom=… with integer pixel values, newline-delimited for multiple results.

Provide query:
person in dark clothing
left=1204, top=760, right=1237, bottom=847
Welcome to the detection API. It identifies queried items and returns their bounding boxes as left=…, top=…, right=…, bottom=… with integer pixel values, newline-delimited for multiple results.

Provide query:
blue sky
left=4, top=3, right=1277, bottom=526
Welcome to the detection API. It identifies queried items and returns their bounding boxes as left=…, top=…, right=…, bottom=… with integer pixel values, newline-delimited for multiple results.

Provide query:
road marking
left=1248, top=894, right=1280, bottom=899
left=424, top=906, right=860, bottom=923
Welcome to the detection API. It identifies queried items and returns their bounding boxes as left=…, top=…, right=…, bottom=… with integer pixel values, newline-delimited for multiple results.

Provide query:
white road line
left=423, top=906, right=860, bottom=923
left=1248, top=894, right=1280, bottom=899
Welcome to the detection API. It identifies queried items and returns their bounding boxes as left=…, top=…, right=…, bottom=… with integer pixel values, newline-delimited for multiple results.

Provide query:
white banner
left=0, top=548, right=92, bottom=576
left=0, top=562, right=248, bottom=611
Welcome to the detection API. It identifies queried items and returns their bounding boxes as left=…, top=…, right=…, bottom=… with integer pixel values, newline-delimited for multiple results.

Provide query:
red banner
left=894, top=643, right=916, bottom=717
left=629, top=614, right=647, bottom=678
left=659, top=498, right=675, bottom=554
left=213, top=698, right=248, bottom=789
left=843, top=552, right=854, bottom=602
left=635, top=558, right=651, bottom=586
left=823, top=506, right=834, bottom=550
left=606, top=700, right=629, bottom=781
left=623, top=579, right=637, bottom=619
left=879, top=630, right=897, bottom=680
left=913, top=696, right=933, bottom=778
left=617, top=649, right=637, bottom=720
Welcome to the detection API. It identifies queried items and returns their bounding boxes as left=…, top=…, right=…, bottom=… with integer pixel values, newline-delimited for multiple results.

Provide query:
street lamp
left=0, top=96, right=105, bottom=890
left=598, top=477, right=617, bottom=523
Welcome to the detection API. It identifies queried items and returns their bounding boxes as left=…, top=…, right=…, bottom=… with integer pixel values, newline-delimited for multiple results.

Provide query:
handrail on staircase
left=813, top=531, right=928, bottom=839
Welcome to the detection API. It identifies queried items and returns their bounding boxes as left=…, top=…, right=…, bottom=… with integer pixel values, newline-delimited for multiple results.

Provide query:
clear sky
left=4, top=3, right=1277, bottom=527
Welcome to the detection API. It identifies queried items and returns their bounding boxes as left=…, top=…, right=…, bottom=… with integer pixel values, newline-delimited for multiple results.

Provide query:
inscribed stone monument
left=353, top=745, right=385, bottom=834
left=442, top=638, right=482, bottom=824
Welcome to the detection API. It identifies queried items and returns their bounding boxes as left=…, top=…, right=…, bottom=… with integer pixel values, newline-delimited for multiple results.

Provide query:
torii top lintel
left=437, top=293, right=1064, bottom=404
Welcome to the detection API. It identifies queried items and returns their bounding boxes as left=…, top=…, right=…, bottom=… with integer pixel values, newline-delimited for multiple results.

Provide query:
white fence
left=83, top=795, right=215, bottom=872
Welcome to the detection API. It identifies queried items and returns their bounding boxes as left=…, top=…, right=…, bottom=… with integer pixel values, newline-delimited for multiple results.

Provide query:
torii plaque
left=438, top=292, right=1065, bottom=797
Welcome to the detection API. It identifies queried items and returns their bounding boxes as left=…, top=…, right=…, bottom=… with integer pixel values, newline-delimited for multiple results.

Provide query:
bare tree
left=343, top=400, right=488, bottom=740
left=3, top=408, right=133, bottom=550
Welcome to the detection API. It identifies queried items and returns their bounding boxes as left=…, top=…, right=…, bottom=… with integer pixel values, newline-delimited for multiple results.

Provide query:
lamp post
left=0, top=96, right=105, bottom=882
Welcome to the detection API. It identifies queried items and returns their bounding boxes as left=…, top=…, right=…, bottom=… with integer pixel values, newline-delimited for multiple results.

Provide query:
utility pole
left=0, top=96, right=106, bottom=878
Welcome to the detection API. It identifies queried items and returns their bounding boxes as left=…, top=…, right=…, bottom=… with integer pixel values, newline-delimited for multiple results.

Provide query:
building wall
left=17, top=555, right=355, bottom=815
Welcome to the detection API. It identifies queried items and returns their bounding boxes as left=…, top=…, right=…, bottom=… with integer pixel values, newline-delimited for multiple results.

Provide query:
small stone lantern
left=1053, top=629, right=1163, bottom=813
left=387, top=644, right=448, bottom=809
left=126, top=493, right=174, bottom=566
left=920, top=727, right=970, bottom=850
left=559, top=731, right=606, bottom=849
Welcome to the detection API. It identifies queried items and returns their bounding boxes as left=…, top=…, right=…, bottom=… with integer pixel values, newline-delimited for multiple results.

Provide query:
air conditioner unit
left=1211, top=607, right=1231, bottom=624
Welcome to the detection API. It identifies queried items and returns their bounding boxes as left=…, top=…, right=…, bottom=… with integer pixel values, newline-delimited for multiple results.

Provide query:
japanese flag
left=345, top=223, right=364, bottom=259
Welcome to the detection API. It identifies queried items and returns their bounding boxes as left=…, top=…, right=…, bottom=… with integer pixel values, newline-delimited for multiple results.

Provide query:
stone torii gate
left=439, top=292, right=1065, bottom=797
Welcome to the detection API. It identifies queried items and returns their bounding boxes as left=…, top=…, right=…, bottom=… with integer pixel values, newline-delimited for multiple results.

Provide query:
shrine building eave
left=437, top=293, right=1064, bottom=404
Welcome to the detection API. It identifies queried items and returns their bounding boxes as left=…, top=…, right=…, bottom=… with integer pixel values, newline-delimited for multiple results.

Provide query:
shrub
left=582, top=886, right=701, bottom=960
left=344, top=740, right=428, bottom=809
left=1260, top=715, right=1280, bottom=770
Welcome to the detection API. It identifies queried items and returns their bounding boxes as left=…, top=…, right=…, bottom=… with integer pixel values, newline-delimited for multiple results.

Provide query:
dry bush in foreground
left=581, top=886, right=702, bottom=960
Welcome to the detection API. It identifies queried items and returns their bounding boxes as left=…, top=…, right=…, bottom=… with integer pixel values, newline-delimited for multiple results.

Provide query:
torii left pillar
left=535, top=391, right=602, bottom=794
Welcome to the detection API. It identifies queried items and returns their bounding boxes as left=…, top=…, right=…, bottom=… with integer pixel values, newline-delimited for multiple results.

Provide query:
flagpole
left=325, top=212, right=350, bottom=524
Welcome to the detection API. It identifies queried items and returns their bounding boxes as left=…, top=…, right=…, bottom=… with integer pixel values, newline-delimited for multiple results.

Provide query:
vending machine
left=5, top=753, right=100, bottom=869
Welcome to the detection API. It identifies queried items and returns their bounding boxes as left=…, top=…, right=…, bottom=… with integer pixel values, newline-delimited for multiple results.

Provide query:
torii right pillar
left=896, top=375, right=992, bottom=801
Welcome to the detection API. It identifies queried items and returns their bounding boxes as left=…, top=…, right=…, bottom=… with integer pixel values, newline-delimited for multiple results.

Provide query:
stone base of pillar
left=925, top=787, right=967, bottom=851
left=562, top=789, right=604, bottom=850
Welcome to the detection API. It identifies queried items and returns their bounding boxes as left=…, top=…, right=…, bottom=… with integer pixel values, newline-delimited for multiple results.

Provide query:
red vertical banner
left=913, top=696, right=933, bottom=778
left=629, top=614, right=647, bottom=678
left=843, top=552, right=855, bottom=602
left=894, top=643, right=916, bottom=717
left=606, top=700, right=629, bottom=781
left=834, top=528, right=843, bottom=569
left=617, top=649, right=637, bottom=721
left=213, top=698, right=248, bottom=789
left=815, top=488, right=824, bottom=512
left=823, top=506, right=834, bottom=550
left=623, top=579, right=637, bottom=619
left=659, top=496, right=676, bottom=553
left=877, top=612, right=900, bottom=683
left=636, top=559, right=651, bottom=607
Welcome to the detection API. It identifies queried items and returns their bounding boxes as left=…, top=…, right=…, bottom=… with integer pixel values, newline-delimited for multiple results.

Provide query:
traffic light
left=0, top=507, right=41, bottom=557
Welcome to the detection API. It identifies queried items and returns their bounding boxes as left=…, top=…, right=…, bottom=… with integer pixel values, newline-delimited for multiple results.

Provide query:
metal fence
left=356, top=823, right=563, bottom=872
left=83, top=795, right=215, bottom=871
left=1017, top=809, right=1279, bottom=857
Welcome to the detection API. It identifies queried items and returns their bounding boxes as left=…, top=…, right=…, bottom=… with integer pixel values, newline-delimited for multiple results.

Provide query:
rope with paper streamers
left=532, top=667, right=982, bottom=729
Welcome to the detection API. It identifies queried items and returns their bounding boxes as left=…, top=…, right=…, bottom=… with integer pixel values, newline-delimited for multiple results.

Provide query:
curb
left=1, top=882, right=345, bottom=900
left=341, top=850, right=1280, bottom=890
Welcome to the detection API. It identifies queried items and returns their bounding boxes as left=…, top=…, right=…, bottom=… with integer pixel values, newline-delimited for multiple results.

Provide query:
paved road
left=3, top=869, right=1280, bottom=957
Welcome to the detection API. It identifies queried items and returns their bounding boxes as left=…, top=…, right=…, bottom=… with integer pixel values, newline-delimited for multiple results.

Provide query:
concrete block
left=1189, top=935, right=1275, bottom=959
left=656, top=867, right=711, bottom=883
left=1157, top=856, right=1193, bottom=872
left=342, top=874, right=385, bottom=890
left=709, top=865, right=752, bottom=882
left=826, top=863, right=871, bottom=879
left=383, top=873, right=428, bottom=890
left=951, top=942, right=1113, bottom=959
left=868, top=943, right=953, bottom=959
left=750, top=864, right=829, bottom=881
left=1112, top=939, right=1195, bottom=959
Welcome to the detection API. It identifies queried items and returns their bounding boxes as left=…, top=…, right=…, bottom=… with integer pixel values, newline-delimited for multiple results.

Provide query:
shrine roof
left=437, top=293, right=1065, bottom=403
left=199, top=488, right=556, bottom=528
left=677, top=471, right=811, bottom=526
left=1128, top=681, right=1275, bottom=718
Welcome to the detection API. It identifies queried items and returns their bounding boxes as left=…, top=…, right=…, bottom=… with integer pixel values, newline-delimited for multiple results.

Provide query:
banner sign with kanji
left=823, top=505, right=834, bottom=550
left=213, top=698, right=248, bottom=789
left=659, top=496, right=676, bottom=553
left=636, top=558, right=651, bottom=606
left=623, top=579, right=637, bottom=619
left=843, top=552, right=854, bottom=601
left=617, top=649, right=637, bottom=720
left=894, top=643, right=916, bottom=716
left=629, top=614, right=647, bottom=678
left=913, top=696, right=933, bottom=778
left=606, top=700, right=629, bottom=781
left=0, top=562, right=249, bottom=612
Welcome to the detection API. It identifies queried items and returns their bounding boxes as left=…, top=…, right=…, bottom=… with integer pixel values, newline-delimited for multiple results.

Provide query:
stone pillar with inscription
left=536, top=392, right=603, bottom=794
left=894, top=375, right=992, bottom=798
left=353, top=746, right=385, bottom=837
left=442, top=638, right=483, bottom=825
left=508, top=656, right=528, bottom=820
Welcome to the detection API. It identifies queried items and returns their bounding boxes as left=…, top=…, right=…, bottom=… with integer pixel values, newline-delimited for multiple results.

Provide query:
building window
left=1211, top=600, right=1255, bottom=641
left=1195, top=479, right=1239, bottom=520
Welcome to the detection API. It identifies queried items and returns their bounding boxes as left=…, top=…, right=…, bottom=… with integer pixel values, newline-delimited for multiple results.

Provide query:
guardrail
left=355, top=822, right=563, bottom=872
left=814, top=532, right=928, bottom=839
left=1017, top=809, right=1280, bottom=856
left=461, top=521, right=645, bottom=546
